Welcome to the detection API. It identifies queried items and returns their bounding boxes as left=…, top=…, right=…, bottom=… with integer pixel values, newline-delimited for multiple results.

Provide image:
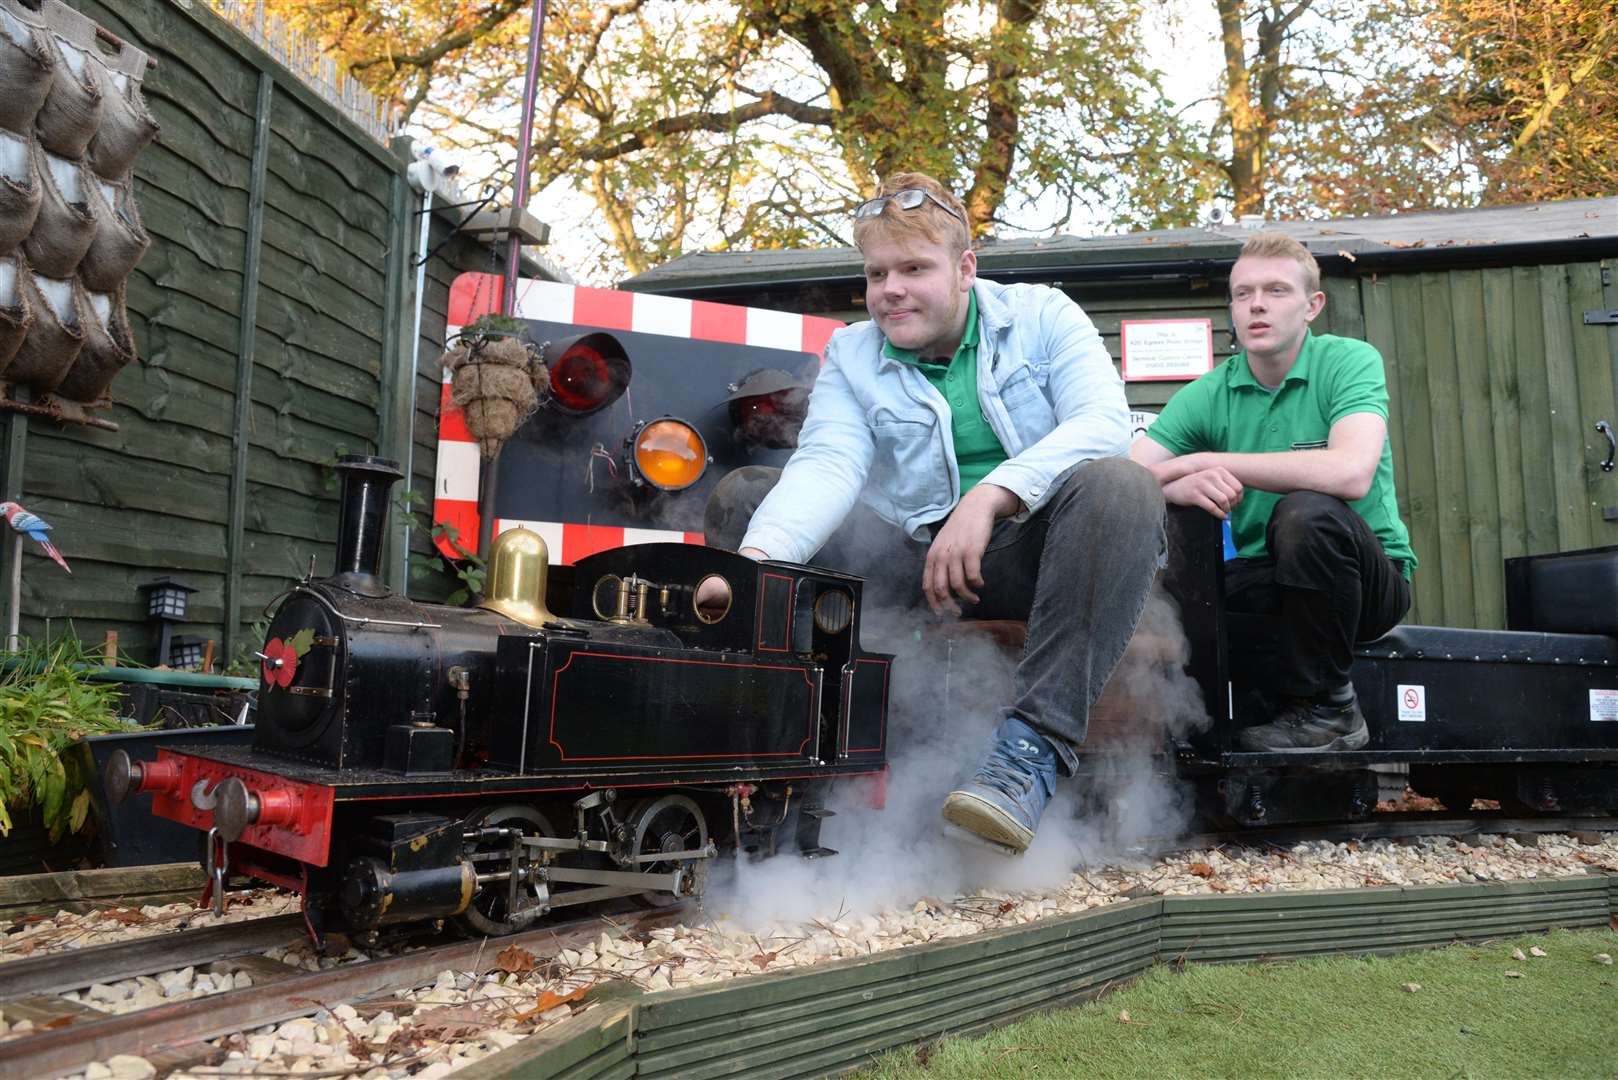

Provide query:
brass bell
left=477, top=528, right=554, bottom=627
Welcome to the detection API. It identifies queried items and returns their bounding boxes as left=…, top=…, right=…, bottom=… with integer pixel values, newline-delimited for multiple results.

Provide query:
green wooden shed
left=622, top=199, right=1618, bottom=629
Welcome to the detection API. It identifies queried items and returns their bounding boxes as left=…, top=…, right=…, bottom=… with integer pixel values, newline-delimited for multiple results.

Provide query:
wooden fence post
left=223, top=72, right=275, bottom=665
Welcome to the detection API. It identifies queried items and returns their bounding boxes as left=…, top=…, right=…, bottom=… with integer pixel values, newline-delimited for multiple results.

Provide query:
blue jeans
left=705, top=457, right=1166, bottom=772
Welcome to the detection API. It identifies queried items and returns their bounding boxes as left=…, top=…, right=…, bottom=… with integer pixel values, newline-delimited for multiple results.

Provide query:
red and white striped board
left=435, top=272, right=843, bottom=563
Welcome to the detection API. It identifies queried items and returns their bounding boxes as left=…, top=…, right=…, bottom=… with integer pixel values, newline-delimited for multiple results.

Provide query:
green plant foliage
left=223, top=618, right=271, bottom=679
left=0, top=638, right=133, bottom=840
left=399, top=489, right=486, bottom=607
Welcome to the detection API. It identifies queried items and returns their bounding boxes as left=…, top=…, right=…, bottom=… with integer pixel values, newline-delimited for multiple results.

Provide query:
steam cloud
left=704, top=579, right=1211, bottom=928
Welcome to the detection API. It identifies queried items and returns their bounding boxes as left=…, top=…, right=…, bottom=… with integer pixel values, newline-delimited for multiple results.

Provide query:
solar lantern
left=726, top=368, right=810, bottom=449
left=169, top=635, right=207, bottom=672
left=540, top=332, right=631, bottom=416
left=624, top=417, right=711, bottom=492
left=140, top=576, right=197, bottom=668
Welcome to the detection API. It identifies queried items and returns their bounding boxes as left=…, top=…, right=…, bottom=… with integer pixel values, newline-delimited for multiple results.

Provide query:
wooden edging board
left=456, top=873, right=1618, bottom=1080
left=0, top=864, right=206, bottom=921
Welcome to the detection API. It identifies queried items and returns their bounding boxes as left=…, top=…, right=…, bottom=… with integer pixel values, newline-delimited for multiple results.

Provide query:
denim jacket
left=741, top=278, right=1130, bottom=562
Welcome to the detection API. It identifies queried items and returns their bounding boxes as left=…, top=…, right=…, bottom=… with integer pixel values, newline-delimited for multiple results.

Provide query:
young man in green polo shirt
left=1130, top=232, right=1415, bottom=752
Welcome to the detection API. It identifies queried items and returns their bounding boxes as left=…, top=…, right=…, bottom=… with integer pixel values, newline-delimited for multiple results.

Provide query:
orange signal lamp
left=626, top=417, right=710, bottom=492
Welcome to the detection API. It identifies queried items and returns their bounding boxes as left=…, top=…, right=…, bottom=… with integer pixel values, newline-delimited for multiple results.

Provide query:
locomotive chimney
left=332, top=455, right=403, bottom=595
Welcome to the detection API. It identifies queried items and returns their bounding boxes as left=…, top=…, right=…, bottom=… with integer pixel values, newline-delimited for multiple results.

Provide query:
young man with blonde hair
left=701, top=173, right=1164, bottom=853
left=1131, top=232, right=1415, bottom=751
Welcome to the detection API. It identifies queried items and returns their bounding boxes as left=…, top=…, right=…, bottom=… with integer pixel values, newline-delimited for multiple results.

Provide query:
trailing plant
left=399, top=488, right=486, bottom=606
left=0, top=637, right=133, bottom=840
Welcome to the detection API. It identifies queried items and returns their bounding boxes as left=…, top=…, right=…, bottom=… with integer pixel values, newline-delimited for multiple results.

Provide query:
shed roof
left=621, top=196, right=1616, bottom=296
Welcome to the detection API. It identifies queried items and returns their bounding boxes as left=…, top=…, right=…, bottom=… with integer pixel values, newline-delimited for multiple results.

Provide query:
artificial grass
left=858, top=927, right=1618, bottom=1080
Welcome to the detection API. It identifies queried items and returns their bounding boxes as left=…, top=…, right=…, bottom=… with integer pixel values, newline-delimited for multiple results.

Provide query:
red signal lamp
left=625, top=417, right=710, bottom=491
left=726, top=369, right=810, bottom=449
left=541, top=332, right=631, bottom=416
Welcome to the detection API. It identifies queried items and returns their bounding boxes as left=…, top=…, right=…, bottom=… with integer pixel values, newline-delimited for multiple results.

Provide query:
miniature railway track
left=0, top=912, right=307, bottom=1003
left=1170, top=812, right=1618, bottom=854
left=0, top=904, right=689, bottom=1080
left=1145, top=809, right=1618, bottom=861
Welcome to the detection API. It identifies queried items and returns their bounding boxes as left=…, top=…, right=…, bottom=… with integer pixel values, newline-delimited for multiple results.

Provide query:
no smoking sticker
left=1397, top=684, right=1426, bottom=723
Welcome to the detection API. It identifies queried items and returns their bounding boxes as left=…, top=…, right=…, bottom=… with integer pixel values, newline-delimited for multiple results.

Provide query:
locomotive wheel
left=627, top=795, right=709, bottom=908
left=456, top=804, right=555, bottom=937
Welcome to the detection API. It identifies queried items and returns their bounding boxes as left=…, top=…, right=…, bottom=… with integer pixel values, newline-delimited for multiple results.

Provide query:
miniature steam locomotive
left=106, top=456, right=891, bottom=945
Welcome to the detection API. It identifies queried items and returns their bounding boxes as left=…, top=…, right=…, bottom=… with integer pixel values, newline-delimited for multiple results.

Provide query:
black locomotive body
left=1152, top=508, right=1618, bottom=827
left=107, top=456, right=892, bottom=943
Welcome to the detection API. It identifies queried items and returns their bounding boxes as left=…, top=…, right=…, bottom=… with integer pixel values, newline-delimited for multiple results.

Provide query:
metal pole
left=400, top=187, right=434, bottom=595
left=3, top=409, right=26, bottom=651
left=6, top=527, right=21, bottom=652
left=477, top=0, right=547, bottom=564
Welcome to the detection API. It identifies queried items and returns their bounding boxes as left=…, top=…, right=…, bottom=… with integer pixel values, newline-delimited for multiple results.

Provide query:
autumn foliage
left=246, top=0, right=1616, bottom=279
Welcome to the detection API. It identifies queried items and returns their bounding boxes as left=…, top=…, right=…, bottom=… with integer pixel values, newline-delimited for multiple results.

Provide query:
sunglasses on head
left=853, top=187, right=968, bottom=228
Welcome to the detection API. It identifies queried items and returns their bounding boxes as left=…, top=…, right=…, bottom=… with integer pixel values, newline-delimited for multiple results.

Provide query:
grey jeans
left=704, top=457, right=1166, bottom=772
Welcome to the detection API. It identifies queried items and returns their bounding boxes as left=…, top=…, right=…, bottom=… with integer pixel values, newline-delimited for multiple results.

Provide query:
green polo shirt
left=1145, top=331, right=1416, bottom=574
left=882, top=292, right=1008, bottom=496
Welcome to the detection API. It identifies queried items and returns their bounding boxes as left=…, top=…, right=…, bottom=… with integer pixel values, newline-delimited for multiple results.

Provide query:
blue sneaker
left=941, top=717, right=1058, bottom=853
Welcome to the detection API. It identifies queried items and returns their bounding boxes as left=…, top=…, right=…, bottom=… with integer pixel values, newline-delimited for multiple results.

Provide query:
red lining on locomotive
left=547, top=649, right=818, bottom=760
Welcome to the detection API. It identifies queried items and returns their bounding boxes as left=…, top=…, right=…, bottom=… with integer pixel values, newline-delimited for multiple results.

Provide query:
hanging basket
left=7, top=269, right=85, bottom=393
left=53, top=280, right=131, bottom=404
left=0, top=3, right=51, bottom=136
left=441, top=329, right=544, bottom=460
left=33, top=30, right=102, bottom=159
left=0, top=129, right=40, bottom=253
left=22, top=145, right=95, bottom=278
left=0, top=248, right=32, bottom=372
left=79, top=172, right=147, bottom=291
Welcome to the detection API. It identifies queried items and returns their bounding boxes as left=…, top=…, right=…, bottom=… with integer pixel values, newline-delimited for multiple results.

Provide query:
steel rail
left=0, top=913, right=307, bottom=1003
left=1163, top=813, right=1618, bottom=857
left=0, top=905, right=688, bottom=1080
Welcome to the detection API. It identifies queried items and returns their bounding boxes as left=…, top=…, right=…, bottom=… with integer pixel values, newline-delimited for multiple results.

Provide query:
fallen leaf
left=1504, top=970, right=1524, bottom=979
left=1247, top=875, right=1270, bottom=886
left=1188, top=862, right=1216, bottom=878
left=1511, top=948, right=1527, bottom=961
left=380, top=1027, right=419, bottom=1056
left=513, top=984, right=590, bottom=1023
left=1208, top=880, right=1230, bottom=892
left=493, top=944, right=538, bottom=974
left=750, top=951, right=778, bottom=970
left=1118, top=1009, right=1133, bottom=1022
left=1529, top=946, right=1546, bottom=958
left=1401, top=983, right=1421, bottom=993
left=1594, top=954, right=1613, bottom=966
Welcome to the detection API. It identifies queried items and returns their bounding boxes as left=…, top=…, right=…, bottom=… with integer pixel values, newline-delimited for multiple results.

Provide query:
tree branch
left=348, top=0, right=528, bottom=74
left=575, top=90, right=836, bottom=162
